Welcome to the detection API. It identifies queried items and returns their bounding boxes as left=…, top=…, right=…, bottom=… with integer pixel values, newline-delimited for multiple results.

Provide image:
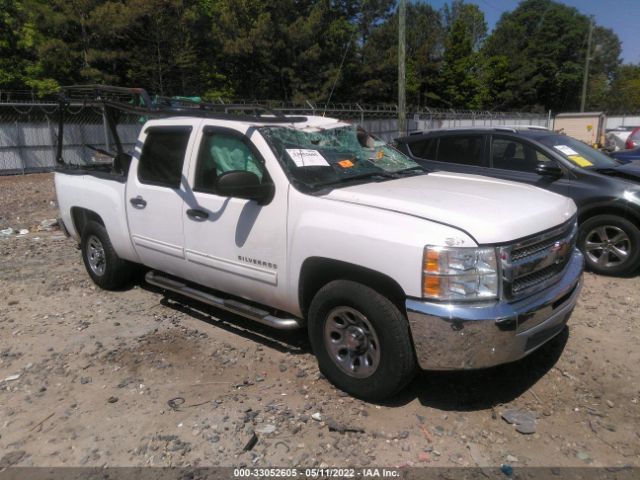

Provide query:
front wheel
left=578, top=215, right=640, bottom=276
left=307, top=280, right=416, bottom=400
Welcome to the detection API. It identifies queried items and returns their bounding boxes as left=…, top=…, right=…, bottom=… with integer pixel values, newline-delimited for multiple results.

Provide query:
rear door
left=407, top=134, right=489, bottom=175
left=488, top=134, right=570, bottom=196
left=126, top=122, right=196, bottom=276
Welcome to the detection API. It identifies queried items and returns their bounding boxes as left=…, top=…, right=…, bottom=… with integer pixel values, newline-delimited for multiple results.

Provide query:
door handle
left=186, top=208, right=209, bottom=221
left=130, top=196, right=147, bottom=208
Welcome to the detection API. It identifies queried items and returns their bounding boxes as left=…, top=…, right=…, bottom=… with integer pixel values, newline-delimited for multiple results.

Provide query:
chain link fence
left=1, top=101, right=550, bottom=174
left=0, top=103, right=143, bottom=174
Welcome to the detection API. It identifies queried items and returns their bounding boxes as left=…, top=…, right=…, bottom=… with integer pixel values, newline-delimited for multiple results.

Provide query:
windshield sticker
left=553, top=145, right=580, bottom=156
left=337, top=159, right=354, bottom=168
left=567, top=155, right=593, bottom=167
left=375, top=150, right=385, bottom=160
left=286, top=149, right=330, bottom=167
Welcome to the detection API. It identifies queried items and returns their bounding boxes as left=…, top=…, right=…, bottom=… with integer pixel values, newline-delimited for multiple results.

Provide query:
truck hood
left=323, top=172, right=576, bottom=245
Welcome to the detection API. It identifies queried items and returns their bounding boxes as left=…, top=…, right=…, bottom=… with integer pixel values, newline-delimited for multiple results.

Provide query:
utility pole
left=580, top=17, right=593, bottom=112
left=398, top=0, right=407, bottom=136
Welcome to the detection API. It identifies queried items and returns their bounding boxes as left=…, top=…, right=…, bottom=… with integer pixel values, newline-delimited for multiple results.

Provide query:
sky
left=427, top=0, right=640, bottom=64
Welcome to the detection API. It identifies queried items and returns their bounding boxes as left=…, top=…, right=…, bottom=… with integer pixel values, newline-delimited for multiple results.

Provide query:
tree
left=442, top=0, right=487, bottom=50
left=483, top=0, right=621, bottom=112
left=439, top=3, right=488, bottom=109
left=585, top=25, right=622, bottom=110
left=88, top=0, right=212, bottom=96
left=606, top=64, right=640, bottom=113
left=279, top=2, right=357, bottom=103
left=27, top=0, right=104, bottom=88
left=205, top=0, right=359, bottom=103
left=0, top=0, right=39, bottom=92
left=359, top=2, right=443, bottom=105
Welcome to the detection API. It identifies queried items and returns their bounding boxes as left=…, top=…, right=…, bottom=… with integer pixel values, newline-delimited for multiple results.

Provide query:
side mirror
left=535, top=162, right=563, bottom=177
left=214, top=170, right=273, bottom=202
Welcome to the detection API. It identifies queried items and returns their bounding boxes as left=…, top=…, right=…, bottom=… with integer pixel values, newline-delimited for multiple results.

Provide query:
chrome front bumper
left=406, top=248, right=584, bottom=370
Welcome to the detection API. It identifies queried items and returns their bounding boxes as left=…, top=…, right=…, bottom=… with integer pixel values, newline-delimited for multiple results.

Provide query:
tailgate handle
left=129, top=196, right=147, bottom=208
left=186, top=208, right=209, bottom=221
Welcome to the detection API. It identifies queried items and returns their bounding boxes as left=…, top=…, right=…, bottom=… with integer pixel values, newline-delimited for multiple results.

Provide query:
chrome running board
left=145, top=270, right=304, bottom=330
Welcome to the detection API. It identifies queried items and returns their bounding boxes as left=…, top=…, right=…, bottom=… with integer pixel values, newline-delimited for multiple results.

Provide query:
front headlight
left=422, top=246, right=499, bottom=301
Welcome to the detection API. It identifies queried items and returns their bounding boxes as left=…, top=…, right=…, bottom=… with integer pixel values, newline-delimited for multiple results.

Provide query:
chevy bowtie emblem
left=551, top=240, right=568, bottom=264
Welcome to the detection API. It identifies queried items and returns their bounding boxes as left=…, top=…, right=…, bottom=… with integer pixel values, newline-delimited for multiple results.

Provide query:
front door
left=488, top=135, right=571, bottom=197
left=126, top=124, right=194, bottom=276
left=182, top=126, right=288, bottom=309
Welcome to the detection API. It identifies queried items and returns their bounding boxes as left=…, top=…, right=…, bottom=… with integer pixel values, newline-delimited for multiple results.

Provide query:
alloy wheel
left=584, top=225, right=631, bottom=268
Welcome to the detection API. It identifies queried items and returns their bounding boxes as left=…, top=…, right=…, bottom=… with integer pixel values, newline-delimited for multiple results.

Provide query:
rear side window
left=408, top=138, right=437, bottom=160
left=138, top=127, right=192, bottom=188
left=437, top=135, right=485, bottom=166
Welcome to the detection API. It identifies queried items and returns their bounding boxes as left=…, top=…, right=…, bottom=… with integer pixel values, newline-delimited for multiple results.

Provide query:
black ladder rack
left=58, top=85, right=308, bottom=123
left=56, top=85, right=309, bottom=172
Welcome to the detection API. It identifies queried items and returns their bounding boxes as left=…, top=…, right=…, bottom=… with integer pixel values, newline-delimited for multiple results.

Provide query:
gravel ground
left=1, top=173, right=639, bottom=469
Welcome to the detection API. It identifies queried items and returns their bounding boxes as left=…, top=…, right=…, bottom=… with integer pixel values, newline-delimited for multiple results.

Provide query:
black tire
left=307, top=280, right=416, bottom=401
left=80, top=221, right=133, bottom=290
left=578, top=214, right=640, bottom=276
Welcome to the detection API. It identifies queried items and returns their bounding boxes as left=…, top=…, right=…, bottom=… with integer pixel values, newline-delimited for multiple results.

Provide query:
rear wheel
left=81, top=221, right=133, bottom=289
left=308, top=280, right=416, bottom=400
left=578, top=215, right=640, bottom=276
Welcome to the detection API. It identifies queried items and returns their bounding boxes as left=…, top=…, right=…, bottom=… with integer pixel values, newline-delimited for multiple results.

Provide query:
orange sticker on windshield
left=338, top=160, right=354, bottom=168
left=376, top=150, right=385, bottom=160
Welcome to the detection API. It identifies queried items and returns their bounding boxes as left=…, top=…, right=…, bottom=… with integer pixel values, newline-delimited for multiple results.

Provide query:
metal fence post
left=15, top=119, right=25, bottom=174
left=47, top=114, right=58, bottom=169
left=103, top=109, right=111, bottom=152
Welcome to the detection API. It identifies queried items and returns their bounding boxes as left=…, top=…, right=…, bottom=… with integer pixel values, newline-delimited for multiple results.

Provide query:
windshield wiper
left=395, top=166, right=427, bottom=175
left=594, top=167, right=619, bottom=174
left=313, top=171, right=398, bottom=189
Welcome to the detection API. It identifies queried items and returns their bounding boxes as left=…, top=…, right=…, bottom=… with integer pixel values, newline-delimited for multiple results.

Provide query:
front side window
left=437, top=135, right=485, bottom=166
left=194, top=131, right=264, bottom=193
left=138, top=127, right=191, bottom=188
left=260, top=124, right=423, bottom=191
left=491, top=136, right=551, bottom=173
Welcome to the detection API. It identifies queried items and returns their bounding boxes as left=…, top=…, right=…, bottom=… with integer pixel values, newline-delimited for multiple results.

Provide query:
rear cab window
left=138, top=127, right=192, bottom=188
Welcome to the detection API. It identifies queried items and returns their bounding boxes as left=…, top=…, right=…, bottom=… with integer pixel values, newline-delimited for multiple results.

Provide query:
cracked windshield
left=260, top=125, right=423, bottom=190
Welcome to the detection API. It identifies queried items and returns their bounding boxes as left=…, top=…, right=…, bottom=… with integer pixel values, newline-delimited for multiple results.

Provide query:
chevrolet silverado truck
left=55, top=86, right=584, bottom=400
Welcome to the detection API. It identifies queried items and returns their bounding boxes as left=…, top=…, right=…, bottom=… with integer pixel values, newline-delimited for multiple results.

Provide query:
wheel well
left=298, top=257, right=406, bottom=317
left=578, top=206, right=640, bottom=230
left=70, top=207, right=105, bottom=237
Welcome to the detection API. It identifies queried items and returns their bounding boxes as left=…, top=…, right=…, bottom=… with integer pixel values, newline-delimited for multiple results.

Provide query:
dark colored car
left=609, top=146, right=640, bottom=164
left=394, top=127, right=640, bottom=276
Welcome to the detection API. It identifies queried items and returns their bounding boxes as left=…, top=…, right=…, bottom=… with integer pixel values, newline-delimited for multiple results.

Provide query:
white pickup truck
left=55, top=87, right=584, bottom=400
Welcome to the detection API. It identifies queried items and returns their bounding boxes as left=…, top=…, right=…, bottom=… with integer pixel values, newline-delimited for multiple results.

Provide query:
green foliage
left=482, top=0, right=623, bottom=112
left=0, top=0, right=633, bottom=112
left=442, top=0, right=487, bottom=50
left=359, top=2, right=443, bottom=105
left=440, top=11, right=481, bottom=108
left=607, top=64, right=640, bottom=113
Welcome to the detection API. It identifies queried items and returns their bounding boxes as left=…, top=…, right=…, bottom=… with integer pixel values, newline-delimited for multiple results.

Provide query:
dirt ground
left=1, top=173, right=639, bottom=469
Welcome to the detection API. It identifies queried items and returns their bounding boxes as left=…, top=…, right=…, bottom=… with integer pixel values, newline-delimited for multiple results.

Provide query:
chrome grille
left=501, top=218, right=577, bottom=299
left=512, top=263, right=566, bottom=295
